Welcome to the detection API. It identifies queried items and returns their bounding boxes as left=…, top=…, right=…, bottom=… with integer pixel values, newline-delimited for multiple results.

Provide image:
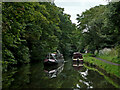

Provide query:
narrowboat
left=44, top=52, right=64, bottom=65
left=72, top=52, right=83, bottom=65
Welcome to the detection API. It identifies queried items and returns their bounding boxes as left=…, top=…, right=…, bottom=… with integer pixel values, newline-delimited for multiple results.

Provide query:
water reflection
left=44, top=64, right=64, bottom=78
left=2, top=64, right=31, bottom=89
left=79, top=69, right=88, bottom=80
left=72, top=62, right=93, bottom=89
left=79, top=79, right=93, bottom=89
left=2, top=57, right=119, bottom=88
left=72, top=63, right=83, bottom=71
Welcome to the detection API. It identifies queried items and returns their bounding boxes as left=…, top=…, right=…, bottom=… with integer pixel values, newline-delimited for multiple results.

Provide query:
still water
left=3, top=57, right=119, bottom=89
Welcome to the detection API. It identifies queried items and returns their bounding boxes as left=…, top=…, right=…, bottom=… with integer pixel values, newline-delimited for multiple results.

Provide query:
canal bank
left=83, top=54, right=120, bottom=79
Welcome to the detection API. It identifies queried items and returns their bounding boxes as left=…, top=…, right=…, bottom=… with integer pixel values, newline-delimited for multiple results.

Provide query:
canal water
left=2, top=57, right=119, bottom=89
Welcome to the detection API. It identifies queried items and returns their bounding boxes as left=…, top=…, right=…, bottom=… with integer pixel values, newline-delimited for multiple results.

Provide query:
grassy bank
left=83, top=54, right=120, bottom=78
left=96, top=47, right=120, bottom=64
left=97, top=55, right=120, bottom=64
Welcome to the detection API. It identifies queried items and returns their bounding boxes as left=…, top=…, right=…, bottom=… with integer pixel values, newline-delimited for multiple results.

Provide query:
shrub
left=115, top=45, right=120, bottom=58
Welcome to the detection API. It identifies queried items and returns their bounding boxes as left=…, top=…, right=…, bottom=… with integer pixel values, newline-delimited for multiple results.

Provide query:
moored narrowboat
left=72, top=52, right=83, bottom=64
left=44, top=51, right=64, bottom=65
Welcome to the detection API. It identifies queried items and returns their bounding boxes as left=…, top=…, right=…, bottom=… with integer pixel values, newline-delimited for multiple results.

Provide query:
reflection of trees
left=2, top=57, right=117, bottom=88
left=59, top=58, right=86, bottom=88
left=2, top=64, right=31, bottom=89
left=10, top=64, right=31, bottom=88
left=2, top=69, right=16, bottom=88
left=28, top=63, right=65, bottom=88
left=85, top=65, right=116, bottom=88
left=86, top=70, right=106, bottom=88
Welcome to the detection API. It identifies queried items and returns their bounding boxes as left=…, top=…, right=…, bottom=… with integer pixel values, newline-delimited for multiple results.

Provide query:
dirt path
left=94, top=57, right=120, bottom=66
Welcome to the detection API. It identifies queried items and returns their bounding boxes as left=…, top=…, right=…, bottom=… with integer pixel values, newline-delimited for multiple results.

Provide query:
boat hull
left=73, top=58, right=83, bottom=64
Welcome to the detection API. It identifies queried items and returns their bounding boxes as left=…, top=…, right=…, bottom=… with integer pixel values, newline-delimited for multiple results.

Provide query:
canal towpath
left=93, top=57, right=120, bottom=66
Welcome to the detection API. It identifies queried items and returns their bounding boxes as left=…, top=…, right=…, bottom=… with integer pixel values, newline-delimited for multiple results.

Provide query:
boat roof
left=73, top=52, right=81, bottom=54
left=47, top=53, right=56, bottom=60
left=51, top=53, right=56, bottom=56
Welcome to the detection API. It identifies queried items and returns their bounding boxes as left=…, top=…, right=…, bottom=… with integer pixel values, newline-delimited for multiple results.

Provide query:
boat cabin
left=44, top=52, right=64, bottom=65
left=73, top=52, right=83, bottom=59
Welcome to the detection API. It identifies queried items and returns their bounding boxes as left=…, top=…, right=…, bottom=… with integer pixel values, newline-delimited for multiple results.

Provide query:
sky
left=54, top=0, right=108, bottom=24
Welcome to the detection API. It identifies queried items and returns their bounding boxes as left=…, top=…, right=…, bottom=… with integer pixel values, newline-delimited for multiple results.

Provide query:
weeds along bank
left=83, top=54, right=120, bottom=79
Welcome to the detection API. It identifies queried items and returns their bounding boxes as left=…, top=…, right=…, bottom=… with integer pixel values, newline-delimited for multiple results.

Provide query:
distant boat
left=72, top=52, right=83, bottom=65
left=44, top=52, right=64, bottom=65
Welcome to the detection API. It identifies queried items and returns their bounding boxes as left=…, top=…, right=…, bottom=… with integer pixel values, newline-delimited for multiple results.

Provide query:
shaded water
left=3, top=57, right=119, bottom=89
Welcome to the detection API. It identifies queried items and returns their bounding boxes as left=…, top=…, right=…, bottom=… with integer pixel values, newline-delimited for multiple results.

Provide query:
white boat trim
left=73, top=59, right=83, bottom=61
left=73, top=64, right=83, bottom=66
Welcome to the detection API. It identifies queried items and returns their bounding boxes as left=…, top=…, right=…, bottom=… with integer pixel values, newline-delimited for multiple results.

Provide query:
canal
left=2, top=57, right=119, bottom=89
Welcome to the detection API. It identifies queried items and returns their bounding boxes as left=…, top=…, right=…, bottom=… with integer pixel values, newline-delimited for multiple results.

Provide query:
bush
left=99, top=48, right=112, bottom=56
left=84, top=53, right=94, bottom=57
left=115, top=45, right=120, bottom=58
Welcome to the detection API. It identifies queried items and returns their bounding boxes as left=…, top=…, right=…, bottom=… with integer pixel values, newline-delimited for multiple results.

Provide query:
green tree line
left=76, top=2, right=120, bottom=57
left=2, top=2, right=76, bottom=72
left=2, top=2, right=120, bottom=72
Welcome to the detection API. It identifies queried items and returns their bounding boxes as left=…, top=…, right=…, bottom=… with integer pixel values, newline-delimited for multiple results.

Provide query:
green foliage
left=115, top=45, right=120, bottom=58
left=76, top=2, right=120, bottom=53
left=3, top=2, right=120, bottom=73
left=2, top=2, right=77, bottom=71
left=83, top=53, right=94, bottom=57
